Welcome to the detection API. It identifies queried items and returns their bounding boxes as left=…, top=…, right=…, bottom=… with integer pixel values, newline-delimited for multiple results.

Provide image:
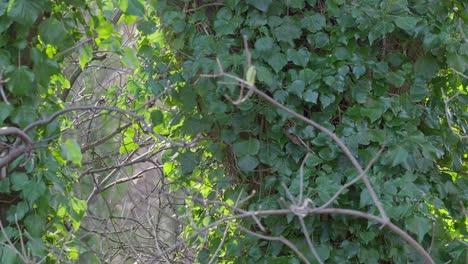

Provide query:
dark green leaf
left=246, top=0, right=272, bottom=12
left=238, top=155, right=259, bottom=171
left=233, top=139, right=260, bottom=156
left=301, top=13, right=326, bottom=32
left=405, top=216, right=431, bottom=242
left=179, top=152, right=199, bottom=174
left=267, top=53, right=287, bottom=73
left=394, top=16, right=419, bottom=31
left=6, top=66, right=34, bottom=96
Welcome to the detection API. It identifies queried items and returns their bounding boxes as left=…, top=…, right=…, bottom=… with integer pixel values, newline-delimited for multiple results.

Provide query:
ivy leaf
left=24, top=214, right=46, bottom=237
left=179, top=152, right=199, bottom=174
left=288, top=80, right=305, bottom=96
left=61, top=139, right=83, bottom=166
left=447, top=53, right=467, bottom=73
left=0, top=102, right=12, bottom=124
left=301, top=13, right=326, bottom=32
left=237, top=155, right=259, bottom=171
left=119, top=0, right=145, bottom=17
left=414, top=56, right=439, bottom=80
left=79, top=44, right=93, bottom=70
left=7, top=0, right=47, bottom=26
left=255, top=37, right=274, bottom=51
left=38, top=18, right=68, bottom=48
left=233, top=139, right=260, bottom=156
left=256, top=66, right=274, bottom=86
left=394, top=16, right=419, bottom=31
left=386, top=71, right=405, bottom=87
left=405, top=215, right=431, bottom=242
left=7, top=66, right=34, bottom=96
left=246, top=0, right=272, bottom=12
left=303, top=90, right=318, bottom=103
left=267, top=53, right=287, bottom=73
left=151, top=109, right=164, bottom=125
left=391, top=146, right=408, bottom=167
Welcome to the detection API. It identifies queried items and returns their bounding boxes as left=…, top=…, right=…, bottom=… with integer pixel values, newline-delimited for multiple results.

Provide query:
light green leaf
left=79, top=44, right=93, bottom=70
left=394, top=16, right=419, bottom=31
left=121, top=47, right=140, bottom=68
left=96, top=19, right=114, bottom=39
left=246, top=66, right=256, bottom=86
left=61, top=139, right=83, bottom=165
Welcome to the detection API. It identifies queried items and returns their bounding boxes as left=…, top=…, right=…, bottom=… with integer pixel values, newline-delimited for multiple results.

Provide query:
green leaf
left=6, top=66, right=34, bottom=96
left=151, top=109, right=164, bottom=125
left=303, top=90, right=318, bottom=103
left=119, top=0, right=145, bottom=17
left=256, top=66, right=274, bottom=86
left=61, top=139, right=83, bottom=165
left=391, top=146, right=408, bottom=167
left=288, top=80, right=305, bottom=96
left=414, top=56, right=439, bottom=80
left=386, top=71, right=405, bottom=87
left=267, top=53, right=287, bottom=73
left=447, top=53, right=467, bottom=73
left=79, top=44, right=93, bottom=70
left=246, top=66, right=256, bottom=86
left=286, top=48, right=310, bottom=67
left=237, top=155, right=259, bottom=171
left=246, top=0, right=272, bottom=12
left=96, top=19, right=114, bottom=39
left=7, top=0, right=47, bottom=26
left=121, top=47, right=140, bottom=68
left=301, top=13, right=326, bottom=32
left=179, top=152, right=199, bottom=174
left=352, top=65, right=366, bottom=79
left=23, top=180, right=46, bottom=205
left=0, top=102, right=12, bottom=124
left=255, top=37, right=274, bottom=51
left=233, top=139, right=260, bottom=156
left=11, top=172, right=30, bottom=191
left=394, top=16, right=419, bottom=31
left=24, top=214, right=46, bottom=237
left=38, top=18, right=68, bottom=48
left=405, top=215, right=431, bottom=242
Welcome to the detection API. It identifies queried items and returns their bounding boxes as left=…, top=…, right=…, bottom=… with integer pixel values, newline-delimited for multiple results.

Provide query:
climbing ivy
left=146, top=0, right=467, bottom=263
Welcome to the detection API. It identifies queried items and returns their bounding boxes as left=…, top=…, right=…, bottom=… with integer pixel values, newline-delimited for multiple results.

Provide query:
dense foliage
left=150, top=0, right=467, bottom=263
left=0, top=0, right=466, bottom=263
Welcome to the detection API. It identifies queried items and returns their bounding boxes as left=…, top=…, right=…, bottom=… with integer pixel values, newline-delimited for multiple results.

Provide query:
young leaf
left=246, top=66, right=256, bottom=86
